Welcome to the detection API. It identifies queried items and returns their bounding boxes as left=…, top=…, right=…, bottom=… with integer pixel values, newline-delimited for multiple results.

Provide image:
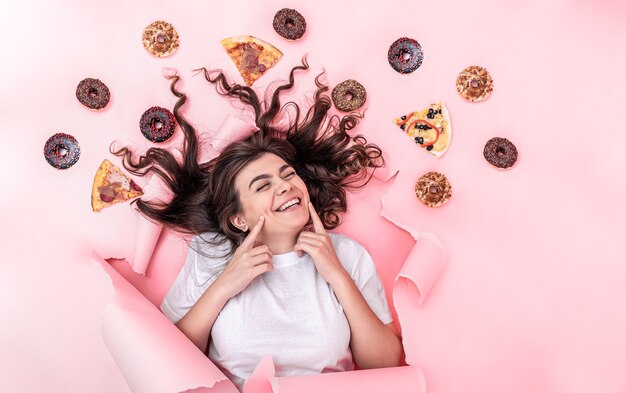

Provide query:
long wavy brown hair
left=112, top=58, right=384, bottom=256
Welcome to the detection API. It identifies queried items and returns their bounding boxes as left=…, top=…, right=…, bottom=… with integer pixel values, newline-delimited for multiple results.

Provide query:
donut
left=142, top=20, right=179, bottom=57
left=76, top=78, right=110, bottom=110
left=331, top=79, right=367, bottom=112
left=456, top=66, right=493, bottom=102
left=139, top=106, right=177, bottom=143
left=415, top=171, right=452, bottom=208
left=273, top=8, right=306, bottom=40
left=387, top=37, right=424, bottom=74
left=43, top=133, right=81, bottom=169
left=483, top=137, right=518, bottom=169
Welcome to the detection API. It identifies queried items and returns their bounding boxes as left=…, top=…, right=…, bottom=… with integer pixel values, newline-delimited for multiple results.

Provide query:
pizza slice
left=91, top=159, right=143, bottom=212
left=220, top=35, right=283, bottom=86
left=393, top=101, right=452, bottom=157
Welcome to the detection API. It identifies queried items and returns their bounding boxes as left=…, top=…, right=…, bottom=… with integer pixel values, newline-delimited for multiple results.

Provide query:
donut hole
left=470, top=79, right=481, bottom=88
left=343, top=91, right=354, bottom=102
left=151, top=119, right=164, bottom=130
left=496, top=147, right=507, bottom=157
left=156, top=33, right=167, bottom=44
left=88, top=88, right=99, bottom=98
left=402, top=50, right=412, bottom=61
left=56, top=146, right=68, bottom=157
left=285, top=18, right=295, bottom=28
left=428, top=185, right=439, bottom=194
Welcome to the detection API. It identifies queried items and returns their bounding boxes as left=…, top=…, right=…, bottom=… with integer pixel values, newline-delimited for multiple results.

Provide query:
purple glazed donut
left=43, top=133, right=81, bottom=169
left=139, top=106, right=177, bottom=143
left=387, top=37, right=424, bottom=74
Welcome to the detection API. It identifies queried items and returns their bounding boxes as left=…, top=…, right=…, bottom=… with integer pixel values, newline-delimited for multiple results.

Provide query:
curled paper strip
left=140, top=172, right=174, bottom=205
left=130, top=174, right=172, bottom=275
left=94, top=252, right=237, bottom=393
left=242, top=355, right=426, bottom=393
left=131, top=210, right=163, bottom=275
left=209, top=114, right=260, bottom=155
left=395, top=232, right=446, bottom=308
left=244, top=356, right=276, bottom=393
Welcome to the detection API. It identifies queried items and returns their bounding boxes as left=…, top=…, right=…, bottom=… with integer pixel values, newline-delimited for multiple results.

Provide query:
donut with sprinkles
left=388, top=37, right=424, bottom=74
left=44, top=133, right=81, bottom=169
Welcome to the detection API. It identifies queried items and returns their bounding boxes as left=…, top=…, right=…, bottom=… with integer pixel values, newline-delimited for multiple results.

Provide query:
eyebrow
left=248, top=164, right=293, bottom=189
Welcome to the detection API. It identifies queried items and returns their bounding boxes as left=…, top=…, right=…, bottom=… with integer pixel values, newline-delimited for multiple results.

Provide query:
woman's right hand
left=213, top=215, right=273, bottom=300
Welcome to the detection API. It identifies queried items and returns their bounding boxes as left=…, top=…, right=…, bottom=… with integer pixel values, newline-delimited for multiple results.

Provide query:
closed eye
left=283, top=171, right=296, bottom=179
left=256, top=183, right=270, bottom=192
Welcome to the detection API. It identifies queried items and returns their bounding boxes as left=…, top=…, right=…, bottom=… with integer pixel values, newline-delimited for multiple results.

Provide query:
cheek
left=241, top=193, right=274, bottom=219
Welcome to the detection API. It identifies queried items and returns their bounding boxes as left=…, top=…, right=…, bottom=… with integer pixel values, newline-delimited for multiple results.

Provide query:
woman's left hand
left=294, top=202, right=348, bottom=284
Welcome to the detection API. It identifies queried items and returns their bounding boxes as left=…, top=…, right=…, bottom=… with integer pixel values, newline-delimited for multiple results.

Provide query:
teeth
left=278, top=198, right=300, bottom=212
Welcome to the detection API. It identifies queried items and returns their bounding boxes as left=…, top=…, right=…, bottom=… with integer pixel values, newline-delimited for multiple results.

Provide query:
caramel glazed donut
left=273, top=8, right=306, bottom=40
left=456, top=65, right=493, bottom=102
left=76, top=78, right=110, bottom=110
left=331, top=79, right=367, bottom=112
left=142, top=20, right=179, bottom=57
left=483, top=137, right=518, bottom=169
left=415, top=171, right=452, bottom=207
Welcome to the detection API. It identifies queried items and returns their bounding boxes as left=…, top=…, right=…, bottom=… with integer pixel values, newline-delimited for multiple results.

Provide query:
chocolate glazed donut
left=331, top=79, right=367, bottom=112
left=483, top=137, right=518, bottom=169
left=76, top=78, right=110, bottom=110
left=273, top=8, right=307, bottom=40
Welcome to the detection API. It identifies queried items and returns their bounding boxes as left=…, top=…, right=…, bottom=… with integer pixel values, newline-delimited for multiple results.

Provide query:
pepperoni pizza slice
left=91, top=159, right=143, bottom=212
left=220, top=35, right=283, bottom=86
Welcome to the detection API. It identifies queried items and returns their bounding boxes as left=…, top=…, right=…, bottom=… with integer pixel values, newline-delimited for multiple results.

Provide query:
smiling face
left=230, top=153, right=310, bottom=245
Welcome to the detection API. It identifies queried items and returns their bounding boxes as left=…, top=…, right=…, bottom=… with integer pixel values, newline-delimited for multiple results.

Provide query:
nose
left=276, top=177, right=292, bottom=195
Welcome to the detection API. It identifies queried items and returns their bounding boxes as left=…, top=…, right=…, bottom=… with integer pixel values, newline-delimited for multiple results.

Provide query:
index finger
left=308, top=202, right=326, bottom=234
left=242, top=215, right=265, bottom=248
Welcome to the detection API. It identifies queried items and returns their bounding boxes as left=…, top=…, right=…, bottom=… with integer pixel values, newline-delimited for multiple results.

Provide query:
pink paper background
left=1, top=0, right=626, bottom=392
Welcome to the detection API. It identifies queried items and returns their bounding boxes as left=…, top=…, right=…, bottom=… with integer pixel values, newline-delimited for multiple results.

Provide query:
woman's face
left=230, top=153, right=310, bottom=238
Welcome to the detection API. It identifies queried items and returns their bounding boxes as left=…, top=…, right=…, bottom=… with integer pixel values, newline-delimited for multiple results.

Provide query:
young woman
left=114, top=59, right=403, bottom=391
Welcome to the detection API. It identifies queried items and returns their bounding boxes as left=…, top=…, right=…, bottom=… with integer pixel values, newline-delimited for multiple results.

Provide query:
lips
left=276, top=197, right=301, bottom=212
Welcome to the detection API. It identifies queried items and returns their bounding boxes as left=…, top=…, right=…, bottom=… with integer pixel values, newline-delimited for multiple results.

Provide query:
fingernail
left=259, top=215, right=264, bottom=221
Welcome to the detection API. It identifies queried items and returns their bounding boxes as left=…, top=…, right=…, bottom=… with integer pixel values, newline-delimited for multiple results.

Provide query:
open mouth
left=276, top=197, right=301, bottom=212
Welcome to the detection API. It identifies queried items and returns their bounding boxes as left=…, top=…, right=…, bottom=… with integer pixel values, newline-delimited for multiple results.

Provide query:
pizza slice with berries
left=91, top=159, right=143, bottom=212
left=393, top=101, right=452, bottom=157
left=220, top=35, right=283, bottom=86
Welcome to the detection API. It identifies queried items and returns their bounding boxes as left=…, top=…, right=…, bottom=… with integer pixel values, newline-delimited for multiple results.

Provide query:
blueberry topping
left=401, top=115, right=406, bottom=120
left=426, top=145, right=434, bottom=151
left=400, top=124, right=406, bottom=130
left=416, top=137, right=424, bottom=144
left=427, top=113, right=434, bottom=119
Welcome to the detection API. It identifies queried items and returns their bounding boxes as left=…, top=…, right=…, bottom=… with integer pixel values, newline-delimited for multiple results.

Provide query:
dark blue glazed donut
left=387, top=37, right=424, bottom=74
left=139, top=106, right=177, bottom=143
left=43, top=133, right=81, bottom=169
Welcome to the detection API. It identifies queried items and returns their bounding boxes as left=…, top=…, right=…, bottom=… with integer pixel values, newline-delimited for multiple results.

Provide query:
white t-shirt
left=161, top=232, right=392, bottom=392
